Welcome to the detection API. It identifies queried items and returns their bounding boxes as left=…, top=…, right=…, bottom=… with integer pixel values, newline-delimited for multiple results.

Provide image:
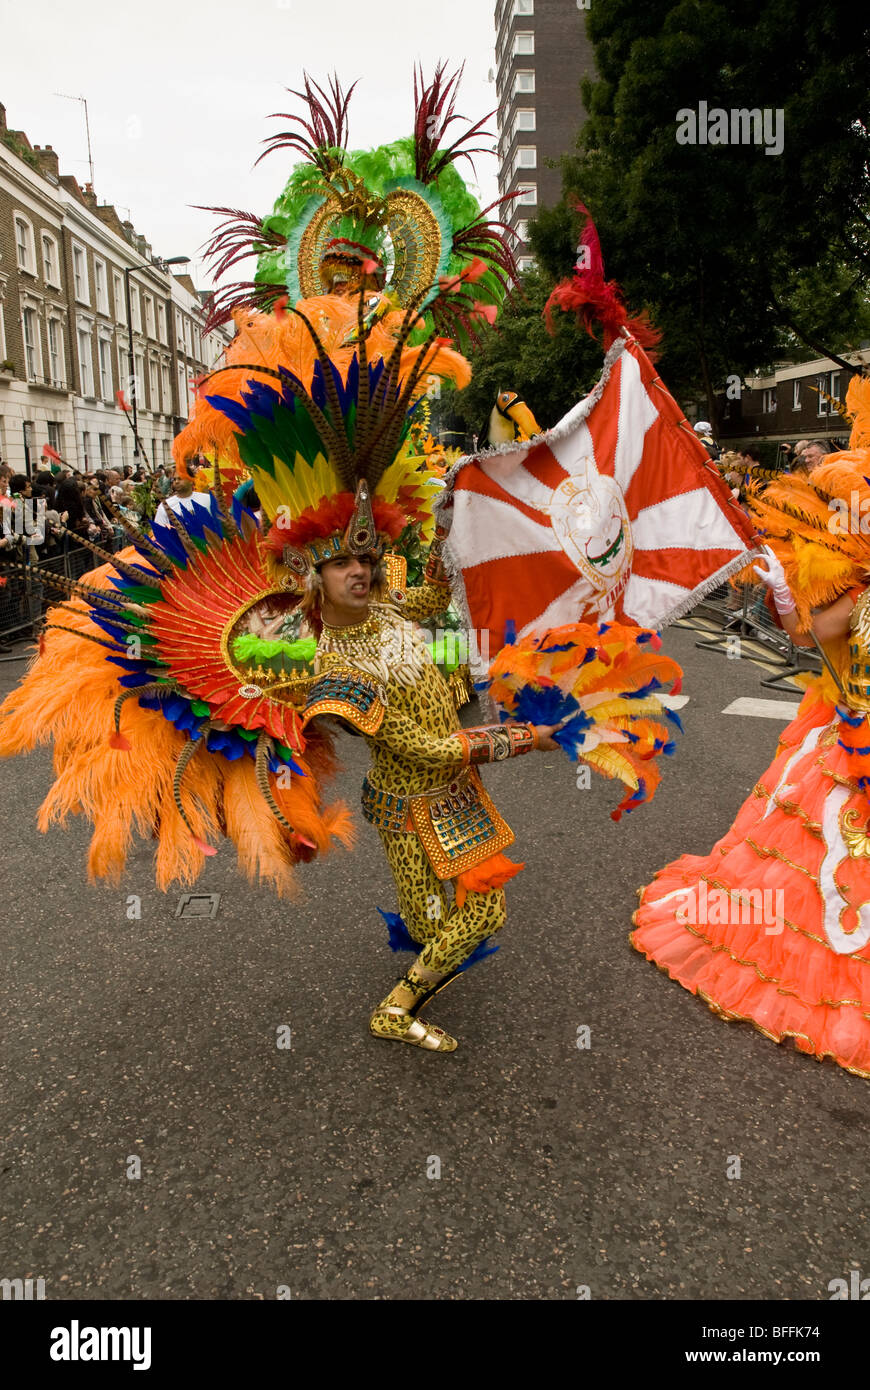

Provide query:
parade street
left=0, top=617, right=864, bottom=1302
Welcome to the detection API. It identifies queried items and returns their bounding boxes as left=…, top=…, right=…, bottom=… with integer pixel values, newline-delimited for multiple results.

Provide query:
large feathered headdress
left=743, top=373, right=870, bottom=628
left=197, top=65, right=519, bottom=344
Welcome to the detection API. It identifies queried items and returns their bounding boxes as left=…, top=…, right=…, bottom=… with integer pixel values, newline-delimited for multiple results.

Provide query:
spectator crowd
left=0, top=460, right=182, bottom=649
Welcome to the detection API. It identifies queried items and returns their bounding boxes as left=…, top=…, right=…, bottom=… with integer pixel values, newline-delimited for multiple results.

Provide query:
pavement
left=0, top=618, right=866, bottom=1301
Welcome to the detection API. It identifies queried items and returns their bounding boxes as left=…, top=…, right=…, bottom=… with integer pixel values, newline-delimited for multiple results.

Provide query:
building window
left=48, top=317, right=64, bottom=387
left=157, top=302, right=166, bottom=343
left=162, top=438, right=170, bottom=467
left=829, top=371, right=841, bottom=408
left=72, top=243, right=89, bottom=303
left=78, top=328, right=94, bottom=396
left=117, top=339, right=128, bottom=398
left=149, top=358, right=159, bottom=410
left=161, top=361, right=171, bottom=412
left=517, top=184, right=538, bottom=205
left=514, top=70, right=535, bottom=95
left=98, top=337, right=113, bottom=399
left=0, top=301, right=6, bottom=360
left=175, top=309, right=184, bottom=343
left=514, top=146, right=537, bottom=174
left=42, top=234, right=60, bottom=286
left=23, top=421, right=33, bottom=473
left=15, top=216, right=36, bottom=274
left=513, top=32, right=534, bottom=55
left=816, top=375, right=827, bottom=415
left=513, top=0, right=533, bottom=13
left=22, top=307, right=41, bottom=380
left=130, top=287, right=141, bottom=333
left=762, top=388, right=777, bottom=414
left=518, top=256, right=536, bottom=272
left=792, top=379, right=800, bottom=410
left=113, top=273, right=125, bottom=323
left=47, top=421, right=63, bottom=456
left=134, top=352, right=145, bottom=406
left=93, top=260, right=108, bottom=315
left=516, top=220, right=530, bottom=241
left=177, top=362, right=188, bottom=419
left=144, top=295, right=155, bottom=339
left=514, top=109, right=536, bottom=139
left=81, top=431, right=91, bottom=470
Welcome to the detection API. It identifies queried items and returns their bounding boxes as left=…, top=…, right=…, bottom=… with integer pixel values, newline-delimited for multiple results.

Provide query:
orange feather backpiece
left=0, top=541, right=353, bottom=897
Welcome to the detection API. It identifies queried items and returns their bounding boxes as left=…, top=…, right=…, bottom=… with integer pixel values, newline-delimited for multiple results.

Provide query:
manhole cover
left=175, top=892, right=221, bottom=920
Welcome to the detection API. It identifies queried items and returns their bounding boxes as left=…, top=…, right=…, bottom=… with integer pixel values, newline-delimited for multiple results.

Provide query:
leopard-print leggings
left=378, top=828, right=507, bottom=973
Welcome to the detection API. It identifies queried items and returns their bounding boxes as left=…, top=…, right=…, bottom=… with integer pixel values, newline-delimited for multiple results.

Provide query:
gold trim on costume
left=302, top=664, right=386, bottom=735
left=743, top=835, right=818, bottom=880
left=640, top=868, right=870, bottom=962
left=840, top=806, right=870, bottom=859
left=408, top=768, right=515, bottom=880
left=628, top=929, right=870, bottom=1077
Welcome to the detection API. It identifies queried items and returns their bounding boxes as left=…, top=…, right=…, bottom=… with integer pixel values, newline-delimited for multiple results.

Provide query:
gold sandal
left=369, top=1005, right=458, bottom=1052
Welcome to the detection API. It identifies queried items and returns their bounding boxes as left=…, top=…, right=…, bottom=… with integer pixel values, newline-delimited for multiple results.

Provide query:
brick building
left=714, top=351, right=870, bottom=451
left=494, top=0, right=596, bottom=270
left=0, top=101, right=230, bottom=476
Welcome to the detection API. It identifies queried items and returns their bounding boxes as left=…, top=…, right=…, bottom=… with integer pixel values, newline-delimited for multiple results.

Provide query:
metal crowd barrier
left=0, top=534, right=116, bottom=655
left=675, top=581, right=822, bottom=687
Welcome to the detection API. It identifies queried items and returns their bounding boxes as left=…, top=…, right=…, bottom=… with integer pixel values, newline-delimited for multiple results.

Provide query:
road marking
left=659, top=693, right=690, bottom=710
left=722, top=696, right=801, bottom=720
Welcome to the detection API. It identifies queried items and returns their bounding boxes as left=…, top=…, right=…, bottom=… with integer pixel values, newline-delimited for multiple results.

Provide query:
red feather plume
left=545, top=202, right=662, bottom=358
left=257, top=72, right=357, bottom=173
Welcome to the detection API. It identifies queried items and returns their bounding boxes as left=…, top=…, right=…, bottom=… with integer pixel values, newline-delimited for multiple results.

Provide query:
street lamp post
left=124, top=254, right=189, bottom=469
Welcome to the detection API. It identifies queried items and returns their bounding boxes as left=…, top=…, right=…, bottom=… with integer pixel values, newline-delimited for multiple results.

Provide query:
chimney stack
left=33, top=144, right=60, bottom=179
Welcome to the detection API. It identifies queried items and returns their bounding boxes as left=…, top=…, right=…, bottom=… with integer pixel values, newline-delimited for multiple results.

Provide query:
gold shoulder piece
left=302, top=664, right=386, bottom=735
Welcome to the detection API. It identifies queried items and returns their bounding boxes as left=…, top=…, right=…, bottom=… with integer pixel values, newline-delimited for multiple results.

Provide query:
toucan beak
left=505, top=400, right=542, bottom=441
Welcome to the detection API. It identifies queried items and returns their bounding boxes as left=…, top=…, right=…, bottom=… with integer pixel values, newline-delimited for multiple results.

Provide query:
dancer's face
left=319, top=554, right=375, bottom=624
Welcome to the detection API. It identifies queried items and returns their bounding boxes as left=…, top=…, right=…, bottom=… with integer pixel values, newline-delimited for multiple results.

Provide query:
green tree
left=532, top=0, right=870, bottom=424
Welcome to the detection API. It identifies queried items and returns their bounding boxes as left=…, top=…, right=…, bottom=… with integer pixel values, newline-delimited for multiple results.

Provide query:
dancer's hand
left=533, top=724, right=563, bottom=752
left=752, top=543, right=785, bottom=588
left=752, top=543, right=796, bottom=615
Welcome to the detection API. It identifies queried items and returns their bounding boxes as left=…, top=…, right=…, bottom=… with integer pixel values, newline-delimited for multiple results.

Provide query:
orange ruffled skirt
left=631, top=688, right=870, bottom=1078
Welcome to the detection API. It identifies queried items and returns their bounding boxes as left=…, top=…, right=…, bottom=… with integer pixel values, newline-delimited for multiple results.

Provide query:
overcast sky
left=1, top=0, right=500, bottom=288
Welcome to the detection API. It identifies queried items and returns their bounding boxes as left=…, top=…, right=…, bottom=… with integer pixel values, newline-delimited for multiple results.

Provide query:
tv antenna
left=55, top=92, right=94, bottom=188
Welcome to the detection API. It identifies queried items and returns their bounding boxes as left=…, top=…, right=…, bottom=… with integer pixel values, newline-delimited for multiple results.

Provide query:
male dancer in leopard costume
left=301, top=527, right=560, bottom=1054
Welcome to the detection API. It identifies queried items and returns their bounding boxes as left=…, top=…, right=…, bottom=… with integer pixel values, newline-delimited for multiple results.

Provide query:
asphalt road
left=0, top=620, right=866, bottom=1301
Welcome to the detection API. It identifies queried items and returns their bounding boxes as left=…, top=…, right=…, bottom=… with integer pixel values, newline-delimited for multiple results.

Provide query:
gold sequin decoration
left=385, top=189, right=445, bottom=307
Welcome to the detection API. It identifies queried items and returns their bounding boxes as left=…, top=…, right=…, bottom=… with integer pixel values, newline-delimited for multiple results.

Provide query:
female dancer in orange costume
left=632, top=376, right=870, bottom=1078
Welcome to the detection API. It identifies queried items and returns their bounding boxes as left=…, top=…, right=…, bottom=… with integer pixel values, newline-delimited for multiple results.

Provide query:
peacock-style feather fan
left=0, top=485, right=354, bottom=896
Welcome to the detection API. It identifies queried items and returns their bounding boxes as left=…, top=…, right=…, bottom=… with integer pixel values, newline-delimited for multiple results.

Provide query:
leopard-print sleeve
left=401, top=579, right=453, bottom=623
left=371, top=708, right=537, bottom=770
left=400, top=534, right=452, bottom=622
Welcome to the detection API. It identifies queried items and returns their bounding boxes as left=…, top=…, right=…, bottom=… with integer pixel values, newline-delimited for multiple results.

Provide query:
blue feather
left=456, top=938, right=500, bottom=973
left=838, top=739, right=870, bottom=756
left=512, top=685, right=579, bottom=725
left=837, top=706, right=865, bottom=728
left=205, top=392, right=252, bottom=431
left=377, top=907, right=418, bottom=953
left=665, top=708, right=684, bottom=733
left=148, top=520, right=189, bottom=566
left=553, top=711, right=595, bottom=758
left=620, top=676, right=662, bottom=700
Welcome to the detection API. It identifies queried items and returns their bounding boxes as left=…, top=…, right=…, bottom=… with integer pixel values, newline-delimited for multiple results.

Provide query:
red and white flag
left=440, top=334, right=755, bottom=662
